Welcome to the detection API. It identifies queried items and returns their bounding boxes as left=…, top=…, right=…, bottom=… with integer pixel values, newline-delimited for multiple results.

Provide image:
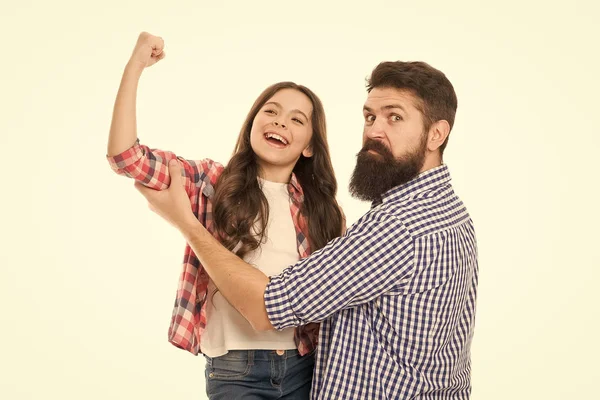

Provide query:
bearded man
left=136, top=61, right=479, bottom=400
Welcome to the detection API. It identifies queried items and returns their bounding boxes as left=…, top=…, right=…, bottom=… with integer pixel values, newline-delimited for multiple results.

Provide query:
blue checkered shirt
left=265, top=165, right=478, bottom=399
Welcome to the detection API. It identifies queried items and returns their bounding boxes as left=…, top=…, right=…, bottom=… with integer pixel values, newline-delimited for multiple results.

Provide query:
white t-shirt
left=200, top=179, right=300, bottom=357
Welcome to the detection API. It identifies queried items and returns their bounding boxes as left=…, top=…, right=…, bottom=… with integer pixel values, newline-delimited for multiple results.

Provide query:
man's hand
left=136, top=160, right=274, bottom=331
left=134, top=160, right=197, bottom=233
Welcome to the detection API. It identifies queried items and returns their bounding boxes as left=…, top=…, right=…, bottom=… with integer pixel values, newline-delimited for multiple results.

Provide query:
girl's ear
left=302, top=145, right=314, bottom=158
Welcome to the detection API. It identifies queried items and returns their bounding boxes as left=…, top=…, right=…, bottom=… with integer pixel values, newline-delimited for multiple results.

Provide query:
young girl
left=106, top=32, right=344, bottom=399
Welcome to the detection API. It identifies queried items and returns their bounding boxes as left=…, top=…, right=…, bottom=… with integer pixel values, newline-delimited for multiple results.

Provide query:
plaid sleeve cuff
left=264, top=273, right=302, bottom=330
left=106, top=139, right=144, bottom=174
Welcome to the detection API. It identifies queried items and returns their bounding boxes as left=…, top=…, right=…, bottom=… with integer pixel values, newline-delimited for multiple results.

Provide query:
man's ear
left=427, top=120, right=450, bottom=152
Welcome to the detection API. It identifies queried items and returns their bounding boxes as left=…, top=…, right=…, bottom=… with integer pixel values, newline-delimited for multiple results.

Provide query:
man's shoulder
left=380, top=185, right=470, bottom=237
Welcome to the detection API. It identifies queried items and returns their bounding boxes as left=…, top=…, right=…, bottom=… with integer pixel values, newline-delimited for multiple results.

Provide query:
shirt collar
left=287, top=172, right=304, bottom=201
left=376, top=164, right=451, bottom=205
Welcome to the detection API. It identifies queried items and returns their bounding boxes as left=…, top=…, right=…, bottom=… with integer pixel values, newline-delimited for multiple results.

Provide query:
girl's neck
left=257, top=162, right=294, bottom=184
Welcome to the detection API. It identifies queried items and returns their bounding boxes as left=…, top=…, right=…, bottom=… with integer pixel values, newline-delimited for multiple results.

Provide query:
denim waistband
left=205, top=349, right=304, bottom=363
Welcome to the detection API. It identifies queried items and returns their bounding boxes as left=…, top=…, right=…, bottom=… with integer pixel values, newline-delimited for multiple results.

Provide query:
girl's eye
left=264, top=109, right=276, bottom=115
left=293, top=118, right=304, bottom=125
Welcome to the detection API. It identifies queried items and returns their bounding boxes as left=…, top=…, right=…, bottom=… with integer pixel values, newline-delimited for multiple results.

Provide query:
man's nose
left=365, top=120, right=385, bottom=140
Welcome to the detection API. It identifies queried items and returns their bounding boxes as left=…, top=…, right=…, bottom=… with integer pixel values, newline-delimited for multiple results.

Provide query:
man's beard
left=349, top=135, right=427, bottom=202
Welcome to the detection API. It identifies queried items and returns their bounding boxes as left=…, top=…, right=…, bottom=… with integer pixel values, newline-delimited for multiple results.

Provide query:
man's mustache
left=358, top=139, right=393, bottom=158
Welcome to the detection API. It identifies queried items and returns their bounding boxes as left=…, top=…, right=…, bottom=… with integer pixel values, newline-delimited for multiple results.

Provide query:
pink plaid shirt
left=107, top=139, right=319, bottom=356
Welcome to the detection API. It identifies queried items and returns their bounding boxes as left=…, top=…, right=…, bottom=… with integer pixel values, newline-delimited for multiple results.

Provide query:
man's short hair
left=367, top=61, right=458, bottom=154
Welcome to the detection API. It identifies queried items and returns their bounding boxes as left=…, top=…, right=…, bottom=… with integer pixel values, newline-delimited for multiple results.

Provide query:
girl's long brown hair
left=212, top=82, right=343, bottom=258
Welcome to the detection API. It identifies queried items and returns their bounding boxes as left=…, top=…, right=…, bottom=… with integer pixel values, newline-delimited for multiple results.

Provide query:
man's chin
left=349, top=167, right=389, bottom=202
left=349, top=158, right=424, bottom=202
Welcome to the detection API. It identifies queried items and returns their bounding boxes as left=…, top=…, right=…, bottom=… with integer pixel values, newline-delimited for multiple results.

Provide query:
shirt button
left=209, top=372, right=214, bottom=378
left=276, top=350, right=285, bottom=356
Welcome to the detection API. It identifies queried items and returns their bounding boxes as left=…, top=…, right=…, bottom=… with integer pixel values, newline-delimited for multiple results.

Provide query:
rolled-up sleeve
left=264, top=210, right=415, bottom=330
left=106, top=139, right=217, bottom=198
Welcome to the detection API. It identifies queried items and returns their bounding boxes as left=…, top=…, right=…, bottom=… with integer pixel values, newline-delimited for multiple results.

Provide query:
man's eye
left=365, top=115, right=375, bottom=122
left=391, top=114, right=402, bottom=122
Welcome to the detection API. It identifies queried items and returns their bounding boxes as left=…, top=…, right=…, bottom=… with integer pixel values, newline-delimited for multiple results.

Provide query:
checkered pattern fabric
left=107, top=139, right=318, bottom=356
left=265, top=165, right=478, bottom=399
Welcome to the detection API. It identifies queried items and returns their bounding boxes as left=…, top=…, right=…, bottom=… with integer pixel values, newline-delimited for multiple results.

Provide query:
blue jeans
left=204, top=349, right=315, bottom=399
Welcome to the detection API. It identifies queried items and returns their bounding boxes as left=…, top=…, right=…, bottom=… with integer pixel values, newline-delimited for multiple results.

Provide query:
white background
left=1, top=0, right=599, bottom=398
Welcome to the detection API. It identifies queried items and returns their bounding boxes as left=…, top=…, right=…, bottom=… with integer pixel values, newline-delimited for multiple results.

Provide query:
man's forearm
left=180, top=219, right=274, bottom=331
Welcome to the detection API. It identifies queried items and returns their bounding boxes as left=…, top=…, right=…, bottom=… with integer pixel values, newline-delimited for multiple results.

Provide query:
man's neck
left=419, top=154, right=443, bottom=174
